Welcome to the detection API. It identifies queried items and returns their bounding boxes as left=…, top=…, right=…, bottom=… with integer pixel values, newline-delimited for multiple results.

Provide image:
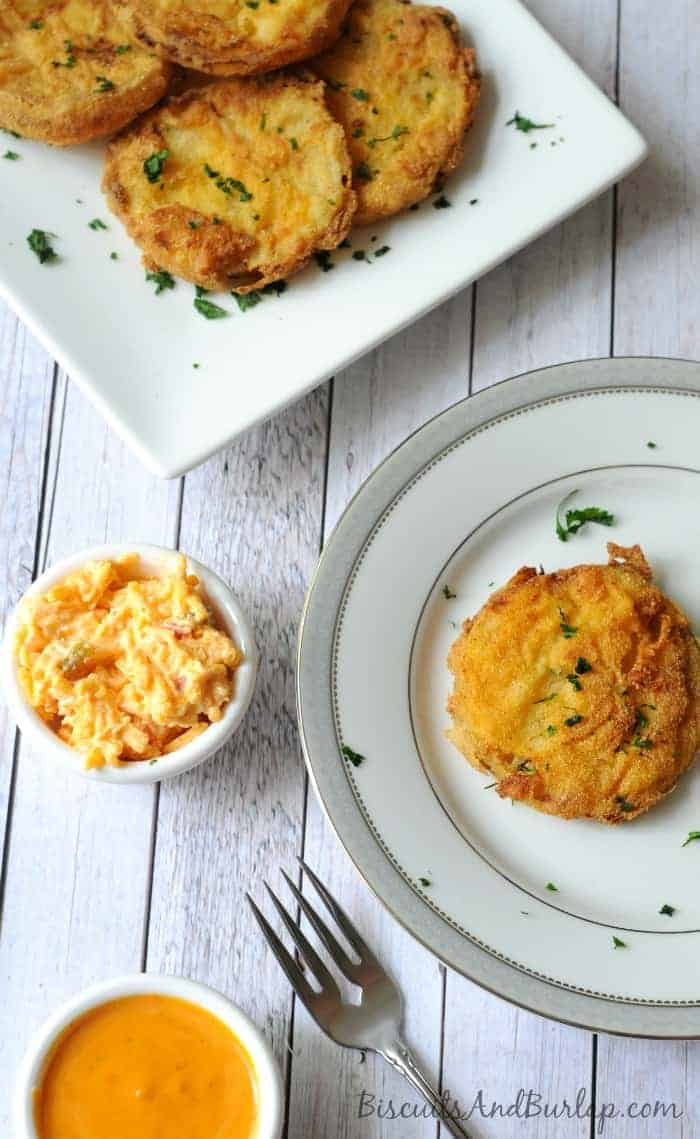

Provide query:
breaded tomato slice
left=447, top=544, right=700, bottom=824
left=311, top=0, right=480, bottom=224
left=121, top=0, right=353, bottom=77
left=0, top=0, right=172, bottom=146
left=102, top=74, right=356, bottom=292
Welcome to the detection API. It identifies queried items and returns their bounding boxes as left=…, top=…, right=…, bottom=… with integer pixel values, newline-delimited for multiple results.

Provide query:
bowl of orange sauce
left=15, top=974, right=283, bottom=1139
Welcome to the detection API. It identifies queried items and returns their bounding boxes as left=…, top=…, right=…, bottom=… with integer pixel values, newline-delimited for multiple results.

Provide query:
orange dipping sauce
left=33, top=994, right=259, bottom=1139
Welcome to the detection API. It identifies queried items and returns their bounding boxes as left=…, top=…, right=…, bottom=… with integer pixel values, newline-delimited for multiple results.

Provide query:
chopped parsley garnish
left=575, top=657, right=592, bottom=675
left=110, top=251, right=118, bottom=259
left=204, top=164, right=252, bottom=201
left=29, top=18, right=44, bottom=28
left=88, top=217, right=107, bottom=230
left=52, top=42, right=76, bottom=68
left=194, top=296, right=228, bottom=319
left=558, top=609, right=577, bottom=638
left=555, top=489, right=614, bottom=541
left=470, top=198, right=478, bottom=205
left=188, top=219, right=201, bottom=229
left=115, top=43, right=131, bottom=53
left=433, top=194, right=451, bottom=209
left=234, top=291, right=262, bottom=312
left=289, top=136, right=299, bottom=150
left=261, top=280, right=287, bottom=295
left=659, top=904, right=676, bottom=917
left=27, top=229, right=57, bottom=263
left=615, top=795, right=635, bottom=813
left=314, top=250, right=334, bottom=272
left=612, top=936, right=627, bottom=949
left=682, top=831, right=700, bottom=847
left=517, top=760, right=534, bottom=773
left=3, top=128, right=21, bottom=138
left=546, top=882, right=558, bottom=892
left=355, top=161, right=373, bottom=182
left=374, top=245, right=390, bottom=257
left=564, top=714, right=583, bottom=728
left=351, top=88, right=369, bottom=101
left=145, top=268, right=175, bottom=294
left=367, top=125, right=409, bottom=147
left=566, top=673, right=582, bottom=691
left=546, top=724, right=557, bottom=736
left=647, top=441, right=657, bottom=449
left=418, top=876, right=432, bottom=887
left=95, top=76, right=115, bottom=93
left=341, top=744, right=365, bottom=767
left=506, top=111, right=554, bottom=133
left=143, top=148, right=169, bottom=183
left=3, top=150, right=19, bottom=160
left=631, top=711, right=653, bottom=749
left=442, top=584, right=456, bottom=599
left=352, top=249, right=367, bottom=261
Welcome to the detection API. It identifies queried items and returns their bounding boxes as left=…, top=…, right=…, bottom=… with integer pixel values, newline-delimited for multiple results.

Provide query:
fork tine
left=264, top=883, right=341, bottom=1000
left=280, top=869, right=358, bottom=981
left=246, top=893, right=317, bottom=1008
left=298, top=859, right=382, bottom=969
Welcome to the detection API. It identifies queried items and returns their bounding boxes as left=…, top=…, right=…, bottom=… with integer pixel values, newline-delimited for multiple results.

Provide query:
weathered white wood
left=287, top=297, right=472, bottom=1139
left=440, top=0, right=617, bottom=1130
left=594, top=0, right=700, bottom=1131
left=0, top=303, right=55, bottom=845
left=146, top=390, right=329, bottom=1077
left=0, top=376, right=180, bottom=1132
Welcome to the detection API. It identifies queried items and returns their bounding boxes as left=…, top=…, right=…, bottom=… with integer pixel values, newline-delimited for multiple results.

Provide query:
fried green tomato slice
left=121, top=0, right=354, bottom=77
left=0, top=0, right=172, bottom=146
left=447, top=544, right=700, bottom=824
left=102, top=75, right=356, bottom=292
left=311, top=0, right=480, bottom=224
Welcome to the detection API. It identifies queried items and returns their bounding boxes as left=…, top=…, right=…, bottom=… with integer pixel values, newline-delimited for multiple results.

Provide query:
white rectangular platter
left=0, top=0, right=647, bottom=477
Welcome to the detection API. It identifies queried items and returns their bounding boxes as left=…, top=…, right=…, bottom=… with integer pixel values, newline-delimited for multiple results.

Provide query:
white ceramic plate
left=297, top=358, right=700, bottom=1037
left=0, top=0, right=646, bottom=477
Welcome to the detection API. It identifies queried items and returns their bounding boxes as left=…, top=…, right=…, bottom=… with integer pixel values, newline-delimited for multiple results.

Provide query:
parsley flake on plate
left=433, top=194, right=451, bottom=209
left=506, top=111, right=554, bottom=133
left=555, top=489, right=614, bottom=541
left=145, top=268, right=175, bottom=294
left=659, top=904, right=676, bottom=917
left=3, top=150, right=19, bottom=160
left=546, top=882, right=558, bottom=892
left=27, top=229, right=57, bottom=263
left=88, top=218, right=107, bottom=230
left=341, top=744, right=365, bottom=767
left=234, top=291, right=262, bottom=312
left=442, top=584, right=456, bottom=599
left=314, top=250, right=334, bottom=272
left=682, top=831, right=700, bottom=848
left=194, top=296, right=228, bottom=319
left=612, top=936, right=627, bottom=949
left=418, top=876, right=432, bottom=888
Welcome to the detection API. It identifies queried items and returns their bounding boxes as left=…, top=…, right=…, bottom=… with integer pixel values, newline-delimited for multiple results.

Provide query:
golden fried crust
left=311, top=0, right=480, bottom=224
left=0, top=0, right=172, bottom=146
left=446, top=544, right=700, bottom=824
left=102, top=75, right=356, bottom=292
left=120, top=0, right=354, bottom=76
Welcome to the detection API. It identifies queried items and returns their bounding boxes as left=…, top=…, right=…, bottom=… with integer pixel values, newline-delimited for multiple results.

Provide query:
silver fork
left=247, top=859, right=472, bottom=1138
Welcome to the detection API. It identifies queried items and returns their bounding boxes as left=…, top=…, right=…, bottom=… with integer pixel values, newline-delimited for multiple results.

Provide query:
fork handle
left=380, top=1038, right=473, bottom=1138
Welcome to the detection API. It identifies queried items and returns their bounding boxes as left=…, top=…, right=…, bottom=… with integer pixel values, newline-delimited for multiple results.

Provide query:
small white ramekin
left=14, top=973, right=284, bottom=1139
left=1, top=543, right=258, bottom=784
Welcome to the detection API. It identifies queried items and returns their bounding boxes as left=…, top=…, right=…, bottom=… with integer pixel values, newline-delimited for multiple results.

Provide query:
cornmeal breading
left=102, top=75, right=356, bottom=292
left=311, top=0, right=480, bottom=224
left=447, top=544, right=700, bottom=823
left=0, top=0, right=171, bottom=146
left=121, top=0, right=354, bottom=76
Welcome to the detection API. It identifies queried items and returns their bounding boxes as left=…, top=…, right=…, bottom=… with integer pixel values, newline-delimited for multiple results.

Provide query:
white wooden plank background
left=1, top=0, right=699, bottom=1135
